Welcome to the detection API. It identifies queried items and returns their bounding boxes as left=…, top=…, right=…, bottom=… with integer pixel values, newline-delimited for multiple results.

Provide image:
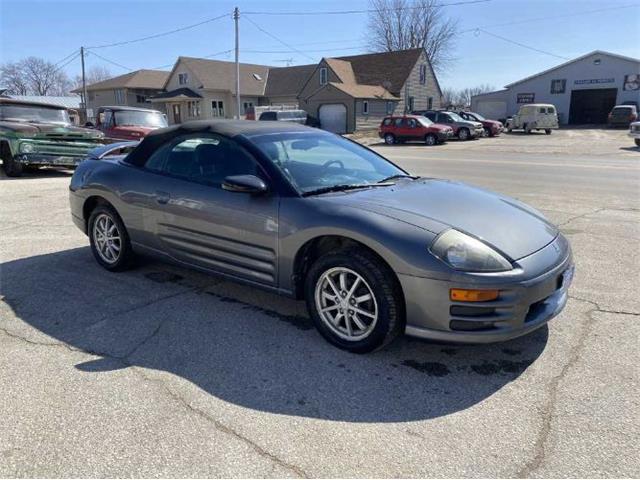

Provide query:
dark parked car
left=70, top=120, right=573, bottom=353
left=378, top=115, right=453, bottom=145
left=414, top=110, right=484, bottom=140
left=458, top=111, right=504, bottom=137
left=608, top=105, right=638, bottom=127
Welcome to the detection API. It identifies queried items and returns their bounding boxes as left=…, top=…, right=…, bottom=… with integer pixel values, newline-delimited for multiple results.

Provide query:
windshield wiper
left=377, top=174, right=419, bottom=183
left=302, top=182, right=394, bottom=197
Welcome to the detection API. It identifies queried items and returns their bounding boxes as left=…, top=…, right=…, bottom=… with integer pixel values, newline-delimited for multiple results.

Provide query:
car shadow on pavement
left=1, top=247, right=548, bottom=423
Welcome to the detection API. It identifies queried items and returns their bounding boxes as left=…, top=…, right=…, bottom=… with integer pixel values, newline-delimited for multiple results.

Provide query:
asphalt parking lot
left=1, top=128, right=638, bottom=477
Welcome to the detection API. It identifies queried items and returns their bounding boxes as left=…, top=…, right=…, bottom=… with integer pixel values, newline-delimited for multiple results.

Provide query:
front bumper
left=399, top=236, right=574, bottom=343
left=468, top=127, right=484, bottom=138
left=437, top=131, right=453, bottom=141
left=15, top=153, right=85, bottom=168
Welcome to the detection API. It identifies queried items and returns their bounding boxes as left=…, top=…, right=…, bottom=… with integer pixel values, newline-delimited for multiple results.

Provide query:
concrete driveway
left=1, top=130, right=638, bottom=477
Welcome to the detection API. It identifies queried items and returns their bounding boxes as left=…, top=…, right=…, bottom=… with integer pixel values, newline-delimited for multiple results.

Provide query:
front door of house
left=172, top=104, right=182, bottom=124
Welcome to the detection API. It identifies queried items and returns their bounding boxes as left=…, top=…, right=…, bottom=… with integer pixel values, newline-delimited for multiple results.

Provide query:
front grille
left=525, top=297, right=549, bottom=323
left=450, top=319, right=497, bottom=331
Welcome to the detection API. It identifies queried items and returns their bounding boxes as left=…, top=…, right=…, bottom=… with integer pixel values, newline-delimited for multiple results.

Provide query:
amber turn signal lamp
left=450, top=289, right=499, bottom=302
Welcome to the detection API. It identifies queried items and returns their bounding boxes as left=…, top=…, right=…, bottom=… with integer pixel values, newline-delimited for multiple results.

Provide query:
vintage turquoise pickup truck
left=0, top=98, right=105, bottom=177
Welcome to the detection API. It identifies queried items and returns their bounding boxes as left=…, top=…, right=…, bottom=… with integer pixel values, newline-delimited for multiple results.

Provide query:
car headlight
left=430, top=229, right=512, bottom=272
left=19, top=142, right=35, bottom=153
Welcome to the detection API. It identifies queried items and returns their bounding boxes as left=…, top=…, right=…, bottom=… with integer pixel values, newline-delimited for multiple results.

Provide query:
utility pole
left=234, top=7, right=241, bottom=119
left=80, top=46, right=89, bottom=122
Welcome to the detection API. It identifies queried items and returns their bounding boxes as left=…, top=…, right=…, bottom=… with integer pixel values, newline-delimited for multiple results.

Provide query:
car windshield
left=448, top=112, right=465, bottom=122
left=418, top=116, right=433, bottom=126
left=250, top=132, right=406, bottom=194
left=114, top=110, right=167, bottom=127
left=0, top=104, right=71, bottom=125
left=470, top=112, right=485, bottom=120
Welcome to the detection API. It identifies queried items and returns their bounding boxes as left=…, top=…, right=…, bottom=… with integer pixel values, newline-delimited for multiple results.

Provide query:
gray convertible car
left=70, top=120, right=574, bottom=353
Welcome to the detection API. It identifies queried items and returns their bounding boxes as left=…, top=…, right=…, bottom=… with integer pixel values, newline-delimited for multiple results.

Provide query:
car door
left=405, top=118, right=420, bottom=140
left=139, top=133, right=279, bottom=287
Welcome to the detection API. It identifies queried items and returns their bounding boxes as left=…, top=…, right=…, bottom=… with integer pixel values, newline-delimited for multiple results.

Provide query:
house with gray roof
left=71, top=69, right=169, bottom=120
left=151, top=48, right=442, bottom=133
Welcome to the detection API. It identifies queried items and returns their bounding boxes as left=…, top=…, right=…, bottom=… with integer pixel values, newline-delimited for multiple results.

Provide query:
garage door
left=569, top=88, right=617, bottom=124
left=476, top=100, right=507, bottom=121
left=319, top=104, right=347, bottom=134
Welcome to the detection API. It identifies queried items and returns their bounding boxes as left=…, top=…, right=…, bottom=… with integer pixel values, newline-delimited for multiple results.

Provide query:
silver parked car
left=70, top=120, right=574, bottom=353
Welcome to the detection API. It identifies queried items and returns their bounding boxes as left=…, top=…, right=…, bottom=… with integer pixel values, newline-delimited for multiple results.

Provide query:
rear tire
left=545, top=129, right=552, bottom=135
left=88, top=204, right=135, bottom=272
left=424, top=133, right=437, bottom=146
left=384, top=133, right=396, bottom=145
left=484, top=127, right=493, bottom=137
left=305, top=249, right=404, bottom=353
left=458, top=128, right=470, bottom=141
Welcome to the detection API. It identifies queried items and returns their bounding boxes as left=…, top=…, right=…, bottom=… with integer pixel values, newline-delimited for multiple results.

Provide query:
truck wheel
left=545, top=129, right=552, bottom=135
left=635, top=139, right=640, bottom=147
left=1, top=148, right=23, bottom=177
left=484, top=127, right=493, bottom=137
left=458, top=128, right=470, bottom=140
left=424, top=133, right=437, bottom=146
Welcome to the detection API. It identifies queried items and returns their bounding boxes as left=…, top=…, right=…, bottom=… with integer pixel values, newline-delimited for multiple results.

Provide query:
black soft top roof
left=124, top=119, right=317, bottom=166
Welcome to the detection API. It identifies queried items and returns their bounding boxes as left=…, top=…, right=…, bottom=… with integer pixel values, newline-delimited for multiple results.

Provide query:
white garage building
left=471, top=51, right=639, bottom=125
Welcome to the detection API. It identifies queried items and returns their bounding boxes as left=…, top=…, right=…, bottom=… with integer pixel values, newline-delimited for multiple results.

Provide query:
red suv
left=379, top=115, right=453, bottom=146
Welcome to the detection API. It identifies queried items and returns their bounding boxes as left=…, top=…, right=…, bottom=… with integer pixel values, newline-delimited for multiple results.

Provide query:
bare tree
left=455, top=84, right=496, bottom=107
left=366, top=0, right=458, bottom=74
left=1, top=57, right=71, bottom=96
left=0, top=62, right=30, bottom=95
left=73, top=65, right=112, bottom=90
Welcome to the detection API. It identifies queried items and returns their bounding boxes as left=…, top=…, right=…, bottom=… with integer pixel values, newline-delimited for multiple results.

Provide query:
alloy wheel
left=92, top=213, right=121, bottom=264
left=314, top=267, right=378, bottom=341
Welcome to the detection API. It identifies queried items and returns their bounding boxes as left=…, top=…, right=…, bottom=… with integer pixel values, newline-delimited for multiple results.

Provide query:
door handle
left=155, top=191, right=170, bottom=205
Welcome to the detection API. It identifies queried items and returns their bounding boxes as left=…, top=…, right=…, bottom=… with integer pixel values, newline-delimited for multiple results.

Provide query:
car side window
left=439, top=114, right=450, bottom=123
left=382, top=118, right=392, bottom=126
left=539, top=107, right=546, bottom=114
left=394, top=118, right=404, bottom=127
left=407, top=119, right=417, bottom=128
left=144, top=134, right=259, bottom=187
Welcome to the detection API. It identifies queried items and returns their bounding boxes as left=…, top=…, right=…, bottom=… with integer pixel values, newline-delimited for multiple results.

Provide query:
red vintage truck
left=93, top=106, right=167, bottom=141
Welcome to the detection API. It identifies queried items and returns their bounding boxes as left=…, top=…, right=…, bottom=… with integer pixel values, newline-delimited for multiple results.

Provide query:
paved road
left=1, top=138, right=638, bottom=477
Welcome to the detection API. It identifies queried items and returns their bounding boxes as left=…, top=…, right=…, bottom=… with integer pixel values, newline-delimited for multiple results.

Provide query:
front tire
left=635, top=139, right=640, bottom=147
left=458, top=128, right=470, bottom=141
left=305, top=250, right=403, bottom=353
left=545, top=129, right=552, bottom=135
left=1, top=152, right=23, bottom=177
left=424, top=133, right=437, bottom=146
left=88, top=204, right=135, bottom=271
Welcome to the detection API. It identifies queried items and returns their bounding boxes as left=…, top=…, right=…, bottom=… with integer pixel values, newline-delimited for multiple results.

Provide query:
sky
left=1, top=0, right=639, bottom=91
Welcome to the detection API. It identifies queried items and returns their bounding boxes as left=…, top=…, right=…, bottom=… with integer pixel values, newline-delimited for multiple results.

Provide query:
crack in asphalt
left=515, top=294, right=626, bottom=477
left=558, top=206, right=639, bottom=229
left=0, top=286, right=309, bottom=478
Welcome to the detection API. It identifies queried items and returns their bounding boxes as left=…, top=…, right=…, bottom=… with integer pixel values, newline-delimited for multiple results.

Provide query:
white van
left=506, top=104, right=559, bottom=134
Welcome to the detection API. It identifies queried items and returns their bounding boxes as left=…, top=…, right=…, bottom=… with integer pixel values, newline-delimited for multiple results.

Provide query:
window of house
left=136, top=94, right=147, bottom=103
left=212, top=100, right=225, bottom=117
left=408, top=96, right=415, bottom=112
left=593, top=58, right=601, bottom=65
left=188, top=101, right=201, bottom=117
left=178, top=73, right=188, bottom=85
left=114, top=89, right=125, bottom=104
left=386, top=101, right=394, bottom=114
left=362, top=101, right=369, bottom=115
left=319, top=67, right=328, bottom=86
left=427, top=97, right=433, bottom=109
left=243, top=101, right=254, bottom=113
left=550, top=79, right=566, bottom=94
left=419, top=64, right=427, bottom=85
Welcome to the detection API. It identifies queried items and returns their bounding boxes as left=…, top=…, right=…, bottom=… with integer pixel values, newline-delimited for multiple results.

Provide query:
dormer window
left=178, top=73, right=189, bottom=85
left=320, top=67, right=328, bottom=86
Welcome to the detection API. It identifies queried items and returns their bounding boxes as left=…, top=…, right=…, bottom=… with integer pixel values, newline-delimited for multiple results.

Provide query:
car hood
left=111, top=125, right=157, bottom=137
left=0, top=120, right=103, bottom=139
left=318, top=178, right=558, bottom=260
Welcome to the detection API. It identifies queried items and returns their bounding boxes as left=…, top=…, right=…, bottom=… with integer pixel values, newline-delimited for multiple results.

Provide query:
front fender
left=277, top=198, right=453, bottom=292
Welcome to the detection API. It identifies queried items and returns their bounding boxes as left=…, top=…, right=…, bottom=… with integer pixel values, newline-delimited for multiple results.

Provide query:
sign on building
left=517, top=93, right=535, bottom=103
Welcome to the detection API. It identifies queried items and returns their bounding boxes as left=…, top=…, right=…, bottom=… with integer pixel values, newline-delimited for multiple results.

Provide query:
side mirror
left=222, top=175, right=268, bottom=194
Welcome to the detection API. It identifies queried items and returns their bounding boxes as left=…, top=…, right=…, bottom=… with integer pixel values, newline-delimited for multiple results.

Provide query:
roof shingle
left=74, top=69, right=169, bottom=92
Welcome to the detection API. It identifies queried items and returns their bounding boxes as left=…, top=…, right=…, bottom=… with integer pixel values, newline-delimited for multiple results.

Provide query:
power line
left=51, top=52, right=81, bottom=74
left=244, top=46, right=367, bottom=54
left=86, top=12, right=230, bottom=49
left=53, top=49, right=79, bottom=66
left=243, top=15, right=315, bottom=61
left=459, top=3, right=639, bottom=33
left=476, top=29, right=569, bottom=60
left=87, top=51, right=133, bottom=71
left=244, top=0, right=491, bottom=15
